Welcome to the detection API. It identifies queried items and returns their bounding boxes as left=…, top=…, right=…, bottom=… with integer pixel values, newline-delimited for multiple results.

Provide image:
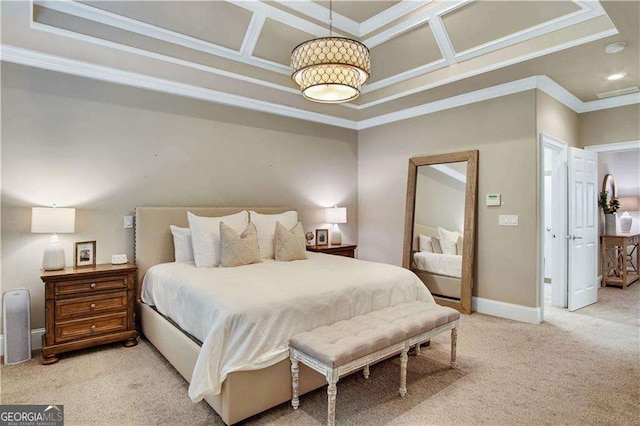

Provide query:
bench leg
left=399, top=348, right=408, bottom=397
left=415, top=344, right=421, bottom=356
left=450, top=327, right=458, bottom=368
left=291, top=356, right=300, bottom=410
left=363, top=365, right=370, bottom=379
left=326, top=372, right=339, bottom=426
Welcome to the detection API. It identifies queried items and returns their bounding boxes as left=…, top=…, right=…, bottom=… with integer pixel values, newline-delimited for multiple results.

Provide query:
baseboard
left=472, top=297, right=542, bottom=324
left=0, top=328, right=45, bottom=356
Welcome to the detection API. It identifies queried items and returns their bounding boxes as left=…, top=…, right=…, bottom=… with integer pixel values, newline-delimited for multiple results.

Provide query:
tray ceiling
left=1, top=0, right=638, bottom=129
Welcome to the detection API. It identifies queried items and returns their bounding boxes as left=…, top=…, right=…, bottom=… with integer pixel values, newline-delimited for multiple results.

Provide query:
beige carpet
left=2, top=285, right=638, bottom=425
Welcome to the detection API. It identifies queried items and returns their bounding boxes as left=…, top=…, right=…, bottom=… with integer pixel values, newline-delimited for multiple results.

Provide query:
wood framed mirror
left=601, top=173, right=616, bottom=202
left=402, top=150, right=478, bottom=314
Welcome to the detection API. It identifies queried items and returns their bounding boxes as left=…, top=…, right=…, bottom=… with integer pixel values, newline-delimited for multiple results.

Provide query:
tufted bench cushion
left=289, top=301, right=460, bottom=367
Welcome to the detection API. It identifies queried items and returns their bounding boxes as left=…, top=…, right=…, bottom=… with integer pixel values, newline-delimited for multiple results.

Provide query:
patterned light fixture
left=291, top=1, right=370, bottom=103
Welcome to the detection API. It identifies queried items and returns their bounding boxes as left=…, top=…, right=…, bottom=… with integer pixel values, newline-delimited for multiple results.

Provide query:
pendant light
left=290, top=0, right=370, bottom=103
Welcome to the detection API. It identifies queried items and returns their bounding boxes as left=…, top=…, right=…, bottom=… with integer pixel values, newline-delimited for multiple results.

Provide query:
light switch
left=499, top=215, right=519, bottom=227
left=124, top=215, right=134, bottom=229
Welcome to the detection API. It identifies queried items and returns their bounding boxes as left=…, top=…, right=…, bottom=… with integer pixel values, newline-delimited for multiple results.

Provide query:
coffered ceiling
left=1, top=1, right=638, bottom=129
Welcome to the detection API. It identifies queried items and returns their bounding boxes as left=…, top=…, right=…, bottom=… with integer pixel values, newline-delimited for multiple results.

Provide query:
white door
left=567, top=147, right=598, bottom=311
left=551, top=147, right=568, bottom=308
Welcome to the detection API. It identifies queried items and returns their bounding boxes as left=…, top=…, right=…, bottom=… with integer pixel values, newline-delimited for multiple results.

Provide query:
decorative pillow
left=219, top=222, right=261, bottom=267
left=431, top=237, right=443, bottom=254
left=249, top=210, right=298, bottom=259
left=418, top=234, right=434, bottom=253
left=188, top=210, right=249, bottom=267
left=456, top=235, right=464, bottom=256
left=170, top=225, right=194, bottom=262
left=274, top=222, right=308, bottom=261
left=438, top=227, right=461, bottom=255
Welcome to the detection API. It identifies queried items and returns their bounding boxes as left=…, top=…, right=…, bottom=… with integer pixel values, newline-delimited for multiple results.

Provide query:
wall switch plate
left=499, top=215, right=519, bottom=226
left=124, top=215, right=134, bottom=229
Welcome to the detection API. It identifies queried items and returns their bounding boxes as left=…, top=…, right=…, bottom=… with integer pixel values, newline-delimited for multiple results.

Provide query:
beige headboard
left=134, top=207, right=293, bottom=297
left=412, top=224, right=439, bottom=251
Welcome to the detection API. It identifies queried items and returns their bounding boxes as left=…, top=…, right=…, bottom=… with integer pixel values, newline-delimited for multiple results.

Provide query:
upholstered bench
left=289, top=301, right=460, bottom=426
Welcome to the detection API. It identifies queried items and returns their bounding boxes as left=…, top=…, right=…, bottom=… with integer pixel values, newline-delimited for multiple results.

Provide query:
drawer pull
left=90, top=303, right=96, bottom=309
left=90, top=283, right=96, bottom=289
left=90, top=324, right=96, bottom=331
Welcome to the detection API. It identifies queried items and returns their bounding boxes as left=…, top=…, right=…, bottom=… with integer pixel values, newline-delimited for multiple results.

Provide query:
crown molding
left=583, top=141, right=640, bottom=153
left=0, top=45, right=358, bottom=130
left=2, top=45, right=637, bottom=132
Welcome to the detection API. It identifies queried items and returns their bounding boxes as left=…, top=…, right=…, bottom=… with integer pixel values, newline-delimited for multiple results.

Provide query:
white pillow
left=188, top=211, right=249, bottom=267
left=418, top=234, right=434, bottom=253
left=438, top=227, right=461, bottom=255
left=170, top=225, right=193, bottom=262
left=249, top=210, right=298, bottom=259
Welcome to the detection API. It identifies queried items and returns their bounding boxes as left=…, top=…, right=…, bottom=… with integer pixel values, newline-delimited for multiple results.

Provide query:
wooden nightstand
left=40, top=263, right=139, bottom=365
left=307, top=244, right=357, bottom=258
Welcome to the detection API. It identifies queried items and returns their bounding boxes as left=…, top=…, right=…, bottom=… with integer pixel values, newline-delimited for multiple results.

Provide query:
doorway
left=539, top=134, right=568, bottom=319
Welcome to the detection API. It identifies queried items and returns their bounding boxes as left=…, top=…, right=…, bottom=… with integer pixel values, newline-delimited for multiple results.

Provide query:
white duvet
left=413, top=251, right=462, bottom=278
left=141, top=252, right=433, bottom=402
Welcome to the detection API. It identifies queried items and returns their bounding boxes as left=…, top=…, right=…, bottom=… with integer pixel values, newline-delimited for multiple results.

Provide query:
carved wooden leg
left=399, top=348, right=408, bottom=397
left=291, top=356, right=300, bottom=410
left=124, top=337, right=138, bottom=347
left=326, top=372, right=338, bottom=426
left=415, top=344, right=421, bottom=356
left=42, top=354, right=59, bottom=365
left=363, top=365, right=370, bottom=379
left=450, top=327, right=458, bottom=368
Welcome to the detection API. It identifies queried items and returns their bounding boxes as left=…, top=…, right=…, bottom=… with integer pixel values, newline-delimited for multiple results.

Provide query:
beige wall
left=1, top=64, right=358, bottom=330
left=536, top=90, right=579, bottom=147
left=358, top=91, right=539, bottom=307
left=579, top=104, right=640, bottom=147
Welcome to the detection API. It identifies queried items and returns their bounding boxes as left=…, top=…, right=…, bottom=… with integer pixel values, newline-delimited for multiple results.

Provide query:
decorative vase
left=620, top=212, right=632, bottom=233
left=604, top=213, right=617, bottom=235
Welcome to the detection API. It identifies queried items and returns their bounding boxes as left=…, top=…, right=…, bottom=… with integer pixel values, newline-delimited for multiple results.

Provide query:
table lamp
left=618, top=197, right=638, bottom=233
left=326, top=206, right=347, bottom=245
left=32, top=207, right=76, bottom=270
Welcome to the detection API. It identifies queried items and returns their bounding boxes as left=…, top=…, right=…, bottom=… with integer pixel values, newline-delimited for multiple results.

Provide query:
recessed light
left=604, top=42, right=626, bottom=54
left=606, top=73, right=626, bottom=81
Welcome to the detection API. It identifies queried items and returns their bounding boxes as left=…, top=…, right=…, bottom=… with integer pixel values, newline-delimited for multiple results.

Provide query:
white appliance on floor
left=3, top=288, right=32, bottom=364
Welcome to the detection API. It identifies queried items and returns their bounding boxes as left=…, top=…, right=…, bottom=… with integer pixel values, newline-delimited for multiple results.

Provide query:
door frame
left=538, top=133, right=568, bottom=321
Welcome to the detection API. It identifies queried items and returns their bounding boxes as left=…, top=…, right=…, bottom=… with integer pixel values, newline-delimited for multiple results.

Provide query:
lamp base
left=620, top=215, right=633, bottom=233
left=330, top=225, right=342, bottom=245
left=43, top=237, right=66, bottom=271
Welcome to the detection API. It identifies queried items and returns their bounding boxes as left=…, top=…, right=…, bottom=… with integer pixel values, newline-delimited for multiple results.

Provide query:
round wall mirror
left=602, top=173, right=616, bottom=203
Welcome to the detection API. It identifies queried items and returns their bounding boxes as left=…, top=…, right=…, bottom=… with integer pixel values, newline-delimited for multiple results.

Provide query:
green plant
left=599, top=191, right=620, bottom=214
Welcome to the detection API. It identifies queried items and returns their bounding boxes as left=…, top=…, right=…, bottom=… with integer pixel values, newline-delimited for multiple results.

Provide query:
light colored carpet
left=1, top=285, right=638, bottom=425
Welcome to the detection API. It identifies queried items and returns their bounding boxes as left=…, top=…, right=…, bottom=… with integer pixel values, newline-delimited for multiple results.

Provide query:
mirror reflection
left=411, top=162, right=468, bottom=300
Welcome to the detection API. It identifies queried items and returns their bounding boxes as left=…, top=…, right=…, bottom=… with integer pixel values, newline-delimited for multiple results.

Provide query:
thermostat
left=486, top=194, right=501, bottom=207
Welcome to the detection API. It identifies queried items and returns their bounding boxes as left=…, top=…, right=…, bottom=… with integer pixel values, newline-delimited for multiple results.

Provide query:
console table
left=601, top=233, right=639, bottom=289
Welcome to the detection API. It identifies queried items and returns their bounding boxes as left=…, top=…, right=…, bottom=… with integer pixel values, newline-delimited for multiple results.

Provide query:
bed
left=412, top=224, right=462, bottom=299
left=135, top=207, right=434, bottom=424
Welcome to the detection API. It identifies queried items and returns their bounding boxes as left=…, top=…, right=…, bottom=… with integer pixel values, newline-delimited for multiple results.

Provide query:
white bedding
left=141, top=252, right=433, bottom=402
left=413, top=251, right=462, bottom=278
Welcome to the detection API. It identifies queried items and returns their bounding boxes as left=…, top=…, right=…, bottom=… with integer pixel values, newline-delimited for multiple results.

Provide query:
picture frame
left=74, top=240, right=96, bottom=268
left=315, top=229, right=329, bottom=246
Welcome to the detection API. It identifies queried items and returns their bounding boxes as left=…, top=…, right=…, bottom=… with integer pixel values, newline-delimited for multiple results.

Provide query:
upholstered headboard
left=412, top=224, right=439, bottom=251
left=134, top=207, right=293, bottom=296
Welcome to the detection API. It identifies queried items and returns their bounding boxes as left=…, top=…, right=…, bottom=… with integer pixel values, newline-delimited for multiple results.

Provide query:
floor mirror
left=402, top=150, right=478, bottom=314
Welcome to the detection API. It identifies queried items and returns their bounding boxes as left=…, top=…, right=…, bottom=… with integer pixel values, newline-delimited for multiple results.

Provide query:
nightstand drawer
left=55, top=312, right=128, bottom=343
left=55, top=292, right=127, bottom=320
left=331, top=249, right=355, bottom=258
left=54, top=276, right=127, bottom=296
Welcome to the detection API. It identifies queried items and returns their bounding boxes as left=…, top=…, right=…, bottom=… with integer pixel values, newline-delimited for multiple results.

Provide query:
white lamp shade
left=31, top=207, right=76, bottom=233
left=326, top=207, right=347, bottom=224
left=618, top=197, right=639, bottom=212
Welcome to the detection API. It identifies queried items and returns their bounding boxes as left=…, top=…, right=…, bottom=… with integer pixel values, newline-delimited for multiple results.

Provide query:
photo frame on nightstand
left=315, top=229, right=329, bottom=246
left=74, top=240, right=96, bottom=268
